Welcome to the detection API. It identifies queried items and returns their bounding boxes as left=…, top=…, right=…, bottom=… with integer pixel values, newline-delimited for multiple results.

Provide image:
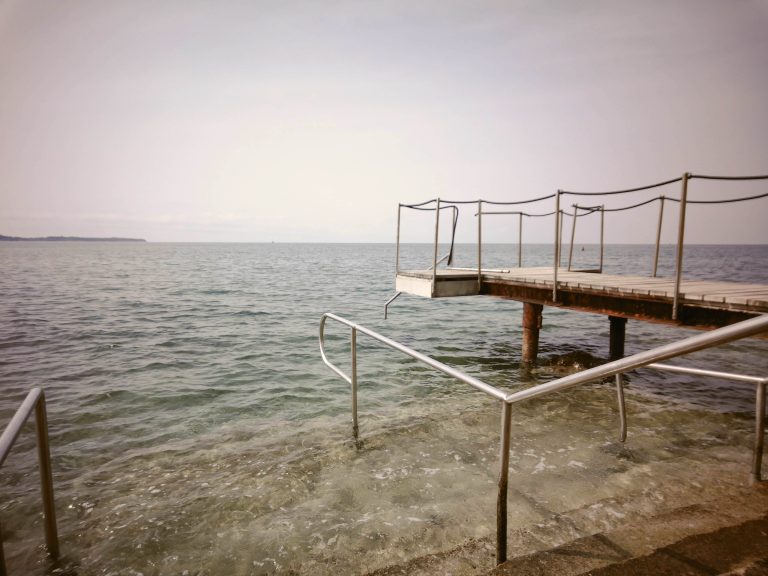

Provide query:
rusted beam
left=609, top=316, right=627, bottom=360
left=481, top=281, right=765, bottom=335
left=522, top=302, right=543, bottom=364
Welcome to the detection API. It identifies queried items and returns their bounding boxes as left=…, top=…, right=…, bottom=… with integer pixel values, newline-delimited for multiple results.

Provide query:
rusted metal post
left=568, top=204, right=578, bottom=271
left=753, top=380, right=766, bottom=484
left=653, top=196, right=665, bottom=277
left=672, top=174, right=689, bottom=320
left=0, top=522, right=6, bottom=576
left=496, top=401, right=512, bottom=565
left=609, top=316, right=627, bottom=360
left=522, top=302, right=543, bottom=364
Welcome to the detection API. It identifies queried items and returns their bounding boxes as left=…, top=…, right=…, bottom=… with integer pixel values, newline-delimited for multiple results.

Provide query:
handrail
left=502, top=314, right=768, bottom=404
left=0, top=388, right=59, bottom=575
left=320, top=312, right=508, bottom=404
left=395, top=203, right=458, bottom=276
left=383, top=291, right=402, bottom=319
left=430, top=252, right=452, bottom=270
left=319, top=312, right=768, bottom=566
left=644, top=362, right=767, bottom=484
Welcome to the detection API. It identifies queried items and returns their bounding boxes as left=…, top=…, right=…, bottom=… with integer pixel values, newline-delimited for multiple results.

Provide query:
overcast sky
left=1, top=0, right=766, bottom=243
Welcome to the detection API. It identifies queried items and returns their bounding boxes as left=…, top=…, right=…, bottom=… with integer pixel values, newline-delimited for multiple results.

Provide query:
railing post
left=496, top=401, right=512, bottom=565
left=568, top=204, right=578, bottom=271
left=599, top=205, right=605, bottom=273
left=477, top=200, right=483, bottom=291
left=518, top=212, right=523, bottom=268
left=395, top=204, right=402, bottom=275
left=753, top=380, right=766, bottom=484
left=432, top=199, right=441, bottom=297
left=34, top=393, right=59, bottom=561
left=351, top=327, right=359, bottom=439
left=0, top=521, right=6, bottom=576
left=653, top=196, right=665, bottom=277
left=0, top=524, right=8, bottom=576
left=615, top=374, right=627, bottom=443
left=672, top=173, right=690, bottom=320
left=553, top=192, right=561, bottom=302
left=559, top=209, right=565, bottom=265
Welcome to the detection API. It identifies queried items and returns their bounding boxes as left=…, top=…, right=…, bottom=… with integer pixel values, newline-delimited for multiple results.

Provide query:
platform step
left=365, top=482, right=768, bottom=576
left=491, top=511, right=768, bottom=576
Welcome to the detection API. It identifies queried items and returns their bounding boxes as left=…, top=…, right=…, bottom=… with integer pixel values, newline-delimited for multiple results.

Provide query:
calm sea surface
left=1, top=243, right=767, bottom=575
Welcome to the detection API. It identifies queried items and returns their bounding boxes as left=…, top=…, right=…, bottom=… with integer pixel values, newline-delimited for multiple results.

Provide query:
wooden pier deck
left=396, top=267, right=768, bottom=331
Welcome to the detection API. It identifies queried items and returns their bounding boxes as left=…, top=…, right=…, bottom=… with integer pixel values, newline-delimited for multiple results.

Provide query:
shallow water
left=1, top=243, right=767, bottom=575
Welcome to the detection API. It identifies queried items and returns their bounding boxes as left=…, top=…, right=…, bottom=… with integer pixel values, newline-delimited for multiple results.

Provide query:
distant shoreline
left=0, top=234, right=146, bottom=242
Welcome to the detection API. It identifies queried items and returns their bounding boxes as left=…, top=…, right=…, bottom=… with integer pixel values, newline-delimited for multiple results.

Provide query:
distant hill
left=0, top=235, right=146, bottom=242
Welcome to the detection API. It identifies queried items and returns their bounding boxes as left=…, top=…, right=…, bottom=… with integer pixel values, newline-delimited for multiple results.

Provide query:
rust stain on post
left=522, top=302, right=543, bottom=364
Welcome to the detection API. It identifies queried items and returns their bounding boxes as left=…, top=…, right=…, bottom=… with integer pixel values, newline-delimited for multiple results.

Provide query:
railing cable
left=690, top=174, right=768, bottom=181
left=560, top=176, right=682, bottom=196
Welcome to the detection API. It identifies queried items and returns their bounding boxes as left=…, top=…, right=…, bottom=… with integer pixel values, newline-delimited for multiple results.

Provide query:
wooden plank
left=400, top=267, right=768, bottom=318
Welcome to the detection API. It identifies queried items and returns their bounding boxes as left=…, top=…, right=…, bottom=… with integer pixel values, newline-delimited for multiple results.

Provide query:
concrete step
left=491, top=510, right=768, bottom=576
left=366, top=481, right=768, bottom=576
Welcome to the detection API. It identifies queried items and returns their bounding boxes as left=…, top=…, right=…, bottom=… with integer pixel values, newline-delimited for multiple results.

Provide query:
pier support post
left=522, top=303, right=543, bottom=364
left=609, top=316, right=627, bottom=360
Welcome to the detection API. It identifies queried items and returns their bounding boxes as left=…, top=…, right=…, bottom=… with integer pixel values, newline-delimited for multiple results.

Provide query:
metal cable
left=666, top=191, right=768, bottom=204
left=474, top=191, right=766, bottom=216
left=401, top=199, right=438, bottom=208
left=601, top=196, right=663, bottom=212
left=690, top=174, right=768, bottom=181
left=478, top=210, right=556, bottom=217
left=479, top=194, right=557, bottom=206
left=404, top=204, right=462, bottom=212
left=402, top=194, right=556, bottom=208
left=560, top=177, right=682, bottom=196
left=402, top=176, right=766, bottom=212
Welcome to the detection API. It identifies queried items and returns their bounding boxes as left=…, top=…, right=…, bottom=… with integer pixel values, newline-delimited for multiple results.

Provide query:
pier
left=392, top=172, right=768, bottom=363
left=396, top=266, right=768, bottom=361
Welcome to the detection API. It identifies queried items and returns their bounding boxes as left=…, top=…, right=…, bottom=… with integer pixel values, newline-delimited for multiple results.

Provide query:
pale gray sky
left=1, top=0, right=766, bottom=243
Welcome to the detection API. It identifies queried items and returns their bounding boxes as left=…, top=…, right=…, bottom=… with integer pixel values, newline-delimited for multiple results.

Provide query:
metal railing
left=320, top=312, right=768, bottom=565
left=0, top=388, right=59, bottom=576
left=397, top=173, right=767, bottom=321
left=554, top=173, right=768, bottom=317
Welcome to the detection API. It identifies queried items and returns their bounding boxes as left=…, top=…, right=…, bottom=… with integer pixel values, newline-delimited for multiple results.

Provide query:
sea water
left=1, top=243, right=767, bottom=575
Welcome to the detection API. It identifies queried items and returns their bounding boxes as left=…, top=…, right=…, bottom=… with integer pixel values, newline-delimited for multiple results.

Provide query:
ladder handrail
left=0, top=388, right=59, bottom=575
left=320, top=312, right=508, bottom=402
left=319, top=312, right=768, bottom=566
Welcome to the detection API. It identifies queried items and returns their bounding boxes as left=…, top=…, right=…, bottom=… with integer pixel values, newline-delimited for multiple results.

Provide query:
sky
left=1, top=0, right=767, bottom=243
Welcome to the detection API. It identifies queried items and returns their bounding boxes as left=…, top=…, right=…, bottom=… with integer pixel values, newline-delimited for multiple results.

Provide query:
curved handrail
left=0, top=388, right=59, bottom=574
left=320, top=312, right=507, bottom=401
left=319, top=312, right=768, bottom=565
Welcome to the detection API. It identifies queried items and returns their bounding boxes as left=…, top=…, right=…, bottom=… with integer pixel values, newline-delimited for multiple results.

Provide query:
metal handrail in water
left=320, top=312, right=508, bottom=438
left=0, top=388, right=59, bottom=576
left=319, top=312, right=768, bottom=565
